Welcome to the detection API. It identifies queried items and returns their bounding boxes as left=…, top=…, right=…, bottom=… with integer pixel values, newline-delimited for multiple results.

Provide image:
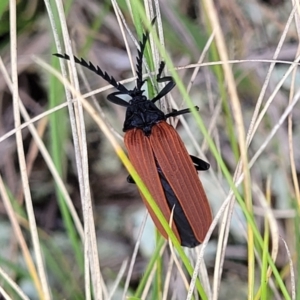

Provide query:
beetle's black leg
left=190, top=155, right=210, bottom=171
left=165, top=106, right=199, bottom=119
left=156, top=61, right=173, bottom=83
left=151, top=61, right=176, bottom=103
left=107, top=91, right=130, bottom=107
left=127, top=175, right=135, bottom=184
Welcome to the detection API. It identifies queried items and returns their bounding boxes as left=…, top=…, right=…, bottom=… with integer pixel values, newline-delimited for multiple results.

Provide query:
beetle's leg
left=151, top=61, right=176, bottom=103
left=107, top=91, right=130, bottom=107
left=165, top=106, right=199, bottom=118
left=190, top=155, right=210, bottom=171
left=127, top=175, right=135, bottom=184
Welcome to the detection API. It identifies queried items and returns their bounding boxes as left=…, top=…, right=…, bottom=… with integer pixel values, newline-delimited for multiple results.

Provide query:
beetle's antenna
left=135, top=17, right=157, bottom=91
left=54, top=53, right=129, bottom=93
left=54, top=17, right=157, bottom=94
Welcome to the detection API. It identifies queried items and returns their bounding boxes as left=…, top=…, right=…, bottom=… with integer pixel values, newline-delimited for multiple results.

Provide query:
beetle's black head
left=123, top=100, right=165, bottom=135
left=128, top=87, right=145, bottom=100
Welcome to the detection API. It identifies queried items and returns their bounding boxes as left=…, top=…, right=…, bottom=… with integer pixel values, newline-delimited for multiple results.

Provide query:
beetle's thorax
left=123, top=96, right=166, bottom=136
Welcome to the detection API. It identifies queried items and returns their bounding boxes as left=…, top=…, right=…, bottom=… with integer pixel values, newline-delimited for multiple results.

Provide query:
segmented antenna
left=53, top=53, right=128, bottom=93
left=135, top=32, right=149, bottom=91
left=135, top=17, right=157, bottom=91
left=54, top=18, right=157, bottom=96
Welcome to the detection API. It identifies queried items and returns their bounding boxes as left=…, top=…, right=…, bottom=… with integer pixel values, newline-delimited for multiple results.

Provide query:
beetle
left=54, top=19, right=212, bottom=247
